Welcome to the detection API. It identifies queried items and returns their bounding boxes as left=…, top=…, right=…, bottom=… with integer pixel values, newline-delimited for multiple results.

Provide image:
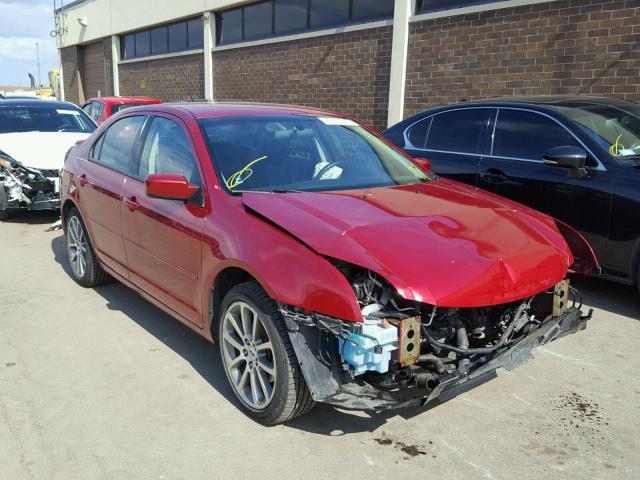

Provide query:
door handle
left=78, top=173, right=88, bottom=187
left=123, top=195, right=140, bottom=211
left=479, top=169, right=508, bottom=184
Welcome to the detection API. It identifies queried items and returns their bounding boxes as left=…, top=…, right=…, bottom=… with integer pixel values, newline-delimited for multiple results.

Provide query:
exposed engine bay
left=281, top=263, right=591, bottom=410
left=0, top=151, right=61, bottom=213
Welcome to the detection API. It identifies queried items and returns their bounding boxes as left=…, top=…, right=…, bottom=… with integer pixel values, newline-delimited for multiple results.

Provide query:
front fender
left=202, top=204, right=362, bottom=323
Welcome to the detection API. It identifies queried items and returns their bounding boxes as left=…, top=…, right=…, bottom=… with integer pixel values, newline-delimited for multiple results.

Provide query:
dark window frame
left=216, top=0, right=394, bottom=46
left=416, top=0, right=509, bottom=14
left=120, top=17, right=204, bottom=60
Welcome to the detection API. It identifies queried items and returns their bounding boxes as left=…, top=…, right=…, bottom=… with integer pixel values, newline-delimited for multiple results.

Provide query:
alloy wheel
left=67, top=216, right=88, bottom=279
left=221, top=301, right=277, bottom=410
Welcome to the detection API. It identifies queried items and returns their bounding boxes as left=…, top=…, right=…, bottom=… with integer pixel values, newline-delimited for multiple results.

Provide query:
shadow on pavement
left=3, top=210, right=59, bottom=226
left=51, top=234, right=414, bottom=434
left=570, top=274, right=640, bottom=321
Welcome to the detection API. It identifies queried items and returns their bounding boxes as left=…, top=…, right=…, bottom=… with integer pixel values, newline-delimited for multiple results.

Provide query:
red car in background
left=81, top=96, right=161, bottom=125
left=60, top=102, right=596, bottom=424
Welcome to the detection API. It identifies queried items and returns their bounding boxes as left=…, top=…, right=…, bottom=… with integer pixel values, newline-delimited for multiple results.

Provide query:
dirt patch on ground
left=374, top=434, right=428, bottom=458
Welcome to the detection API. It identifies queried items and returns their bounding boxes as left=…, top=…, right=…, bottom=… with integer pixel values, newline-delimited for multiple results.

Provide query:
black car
left=383, top=96, right=640, bottom=290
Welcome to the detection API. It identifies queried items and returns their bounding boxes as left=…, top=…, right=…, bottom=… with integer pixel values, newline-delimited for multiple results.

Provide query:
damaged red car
left=60, top=103, right=596, bottom=424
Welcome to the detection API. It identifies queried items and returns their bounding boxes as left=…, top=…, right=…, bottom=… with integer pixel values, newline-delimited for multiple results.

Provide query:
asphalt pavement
left=1, top=211, right=639, bottom=480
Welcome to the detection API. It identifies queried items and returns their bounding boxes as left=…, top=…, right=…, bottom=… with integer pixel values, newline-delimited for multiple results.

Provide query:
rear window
left=0, top=105, right=96, bottom=134
left=111, top=103, right=153, bottom=114
left=426, top=109, right=489, bottom=154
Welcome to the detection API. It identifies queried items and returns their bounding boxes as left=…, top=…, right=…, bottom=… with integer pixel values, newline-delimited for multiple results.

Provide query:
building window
left=309, top=0, right=349, bottom=29
left=244, top=1, right=273, bottom=40
left=187, top=18, right=204, bottom=49
left=416, top=0, right=508, bottom=14
left=120, top=17, right=204, bottom=60
left=150, top=27, right=168, bottom=55
left=168, top=22, right=188, bottom=52
left=134, top=30, right=151, bottom=57
left=274, top=0, right=307, bottom=35
left=216, top=0, right=394, bottom=46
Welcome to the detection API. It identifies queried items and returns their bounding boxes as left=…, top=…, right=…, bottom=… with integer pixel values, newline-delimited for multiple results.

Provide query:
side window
left=493, top=109, right=580, bottom=161
left=406, top=117, right=432, bottom=148
left=138, top=117, right=202, bottom=186
left=426, top=109, right=489, bottom=154
left=82, top=102, right=94, bottom=118
left=93, top=102, right=105, bottom=121
left=93, top=116, right=146, bottom=173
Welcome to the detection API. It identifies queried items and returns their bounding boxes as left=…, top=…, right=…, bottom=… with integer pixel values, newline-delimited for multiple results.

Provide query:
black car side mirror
left=542, top=146, right=588, bottom=178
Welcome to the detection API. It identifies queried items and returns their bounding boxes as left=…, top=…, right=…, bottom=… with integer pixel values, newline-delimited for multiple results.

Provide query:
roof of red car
left=156, top=101, right=344, bottom=119
left=89, top=96, right=162, bottom=104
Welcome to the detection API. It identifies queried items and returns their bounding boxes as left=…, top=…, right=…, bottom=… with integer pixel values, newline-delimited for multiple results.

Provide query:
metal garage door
left=81, top=42, right=106, bottom=101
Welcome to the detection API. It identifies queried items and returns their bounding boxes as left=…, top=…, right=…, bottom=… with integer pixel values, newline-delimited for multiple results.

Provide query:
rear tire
left=218, top=281, right=315, bottom=425
left=65, top=207, right=110, bottom=287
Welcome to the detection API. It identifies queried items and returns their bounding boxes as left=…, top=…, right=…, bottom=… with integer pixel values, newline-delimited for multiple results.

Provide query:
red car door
left=79, top=115, right=147, bottom=278
left=120, top=114, right=206, bottom=327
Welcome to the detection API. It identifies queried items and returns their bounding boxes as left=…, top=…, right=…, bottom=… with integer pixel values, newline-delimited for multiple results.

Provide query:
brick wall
left=118, top=53, right=204, bottom=101
left=404, top=0, right=640, bottom=118
left=212, top=26, right=392, bottom=131
left=61, top=45, right=81, bottom=105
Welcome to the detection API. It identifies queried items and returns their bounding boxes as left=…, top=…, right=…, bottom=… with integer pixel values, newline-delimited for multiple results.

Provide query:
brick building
left=56, top=0, right=640, bottom=131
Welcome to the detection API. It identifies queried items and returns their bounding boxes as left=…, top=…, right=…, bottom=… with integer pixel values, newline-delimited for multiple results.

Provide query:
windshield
left=0, top=105, right=96, bottom=134
left=555, top=102, right=640, bottom=164
left=111, top=103, right=151, bottom=114
left=199, top=115, right=431, bottom=193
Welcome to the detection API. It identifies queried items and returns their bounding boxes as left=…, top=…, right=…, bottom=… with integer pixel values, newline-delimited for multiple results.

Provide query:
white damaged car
left=0, top=99, right=96, bottom=220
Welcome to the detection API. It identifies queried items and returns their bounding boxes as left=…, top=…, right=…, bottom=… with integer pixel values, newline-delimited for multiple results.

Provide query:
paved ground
left=1, top=211, right=639, bottom=480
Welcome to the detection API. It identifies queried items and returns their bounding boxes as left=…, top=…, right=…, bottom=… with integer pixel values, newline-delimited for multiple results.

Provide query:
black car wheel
left=218, top=281, right=315, bottom=425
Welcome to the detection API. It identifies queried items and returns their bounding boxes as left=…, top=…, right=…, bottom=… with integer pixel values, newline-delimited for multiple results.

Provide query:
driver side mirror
left=542, top=146, right=588, bottom=178
left=146, top=173, right=199, bottom=201
left=413, top=156, right=431, bottom=172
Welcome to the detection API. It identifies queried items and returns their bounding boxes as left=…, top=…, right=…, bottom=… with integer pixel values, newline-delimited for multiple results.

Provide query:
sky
left=0, top=0, right=59, bottom=88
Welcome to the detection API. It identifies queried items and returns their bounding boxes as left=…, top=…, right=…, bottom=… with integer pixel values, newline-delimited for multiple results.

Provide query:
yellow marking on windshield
left=225, top=156, right=268, bottom=189
left=609, top=134, right=625, bottom=157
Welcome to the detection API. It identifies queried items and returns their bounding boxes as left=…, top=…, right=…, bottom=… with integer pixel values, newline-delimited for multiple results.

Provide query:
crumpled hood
left=242, top=179, right=573, bottom=307
left=0, top=132, right=90, bottom=170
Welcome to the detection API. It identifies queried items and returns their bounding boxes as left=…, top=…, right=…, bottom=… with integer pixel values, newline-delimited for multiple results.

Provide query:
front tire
left=65, top=207, right=110, bottom=287
left=218, top=281, right=315, bottom=425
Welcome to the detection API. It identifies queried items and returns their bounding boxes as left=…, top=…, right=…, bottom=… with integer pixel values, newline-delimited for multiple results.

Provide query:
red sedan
left=81, top=96, right=162, bottom=125
left=60, top=103, right=596, bottom=424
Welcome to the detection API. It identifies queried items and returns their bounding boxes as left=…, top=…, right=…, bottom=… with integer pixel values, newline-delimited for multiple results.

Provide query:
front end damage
left=0, top=152, right=61, bottom=213
left=281, top=268, right=591, bottom=411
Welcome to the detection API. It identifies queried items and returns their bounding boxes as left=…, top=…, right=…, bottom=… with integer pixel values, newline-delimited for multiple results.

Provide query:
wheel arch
left=61, top=198, right=79, bottom=233
left=208, top=265, right=265, bottom=342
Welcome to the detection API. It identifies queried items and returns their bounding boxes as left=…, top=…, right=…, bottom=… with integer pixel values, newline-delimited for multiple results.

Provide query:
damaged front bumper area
left=0, top=156, right=61, bottom=213
left=282, top=290, right=591, bottom=411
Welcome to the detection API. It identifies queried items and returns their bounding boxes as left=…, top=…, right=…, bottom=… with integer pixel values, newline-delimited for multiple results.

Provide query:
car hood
left=242, top=179, right=573, bottom=307
left=0, top=132, right=90, bottom=170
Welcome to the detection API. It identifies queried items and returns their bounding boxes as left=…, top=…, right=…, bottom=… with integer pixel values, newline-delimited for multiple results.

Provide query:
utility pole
left=36, top=42, right=41, bottom=88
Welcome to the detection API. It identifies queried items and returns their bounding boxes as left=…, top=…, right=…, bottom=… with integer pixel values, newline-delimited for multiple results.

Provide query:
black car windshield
left=555, top=103, right=640, bottom=164
left=0, top=105, right=96, bottom=134
left=199, top=115, right=431, bottom=193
